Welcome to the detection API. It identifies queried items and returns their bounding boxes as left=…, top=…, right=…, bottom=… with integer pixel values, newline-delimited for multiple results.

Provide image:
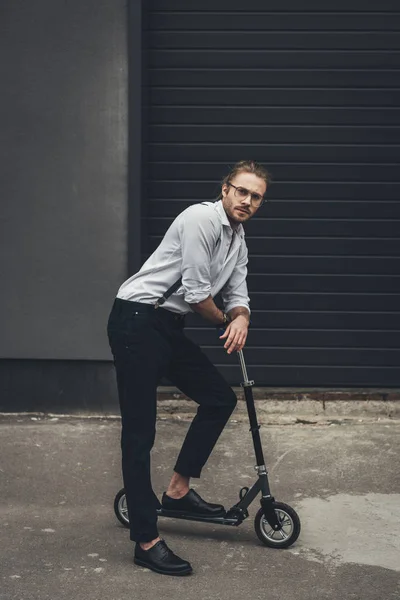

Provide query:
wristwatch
left=218, top=312, right=231, bottom=328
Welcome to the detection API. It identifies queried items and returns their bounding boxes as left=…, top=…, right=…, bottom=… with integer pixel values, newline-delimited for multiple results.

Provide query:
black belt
left=113, top=298, right=186, bottom=324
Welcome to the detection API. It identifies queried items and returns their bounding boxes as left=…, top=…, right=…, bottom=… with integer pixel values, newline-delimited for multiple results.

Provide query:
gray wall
left=0, top=0, right=128, bottom=361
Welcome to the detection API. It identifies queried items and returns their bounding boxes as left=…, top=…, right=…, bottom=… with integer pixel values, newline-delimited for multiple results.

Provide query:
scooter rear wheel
left=114, top=488, right=130, bottom=528
left=254, top=502, right=300, bottom=549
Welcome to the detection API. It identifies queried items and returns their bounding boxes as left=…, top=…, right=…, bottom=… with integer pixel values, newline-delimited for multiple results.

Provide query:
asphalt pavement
left=1, top=413, right=399, bottom=600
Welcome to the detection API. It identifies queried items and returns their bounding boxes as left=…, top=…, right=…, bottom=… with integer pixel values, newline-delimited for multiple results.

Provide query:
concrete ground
left=1, top=413, right=399, bottom=600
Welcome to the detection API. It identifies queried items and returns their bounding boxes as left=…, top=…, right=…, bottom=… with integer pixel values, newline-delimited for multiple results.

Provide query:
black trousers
left=107, top=298, right=237, bottom=543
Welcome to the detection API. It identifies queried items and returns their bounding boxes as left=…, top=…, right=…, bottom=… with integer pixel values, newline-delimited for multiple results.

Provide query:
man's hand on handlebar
left=219, top=315, right=249, bottom=354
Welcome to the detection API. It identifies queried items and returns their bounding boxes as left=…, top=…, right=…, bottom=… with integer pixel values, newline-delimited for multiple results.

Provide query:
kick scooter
left=114, top=349, right=301, bottom=548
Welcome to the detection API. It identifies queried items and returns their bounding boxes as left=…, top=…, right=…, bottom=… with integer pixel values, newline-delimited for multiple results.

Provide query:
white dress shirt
left=117, top=200, right=251, bottom=315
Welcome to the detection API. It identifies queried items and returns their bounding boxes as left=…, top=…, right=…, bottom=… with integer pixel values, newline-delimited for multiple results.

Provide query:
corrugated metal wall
left=143, top=0, right=400, bottom=387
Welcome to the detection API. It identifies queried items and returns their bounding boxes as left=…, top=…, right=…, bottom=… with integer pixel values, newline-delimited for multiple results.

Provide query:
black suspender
left=154, top=203, right=223, bottom=310
left=154, top=277, right=183, bottom=309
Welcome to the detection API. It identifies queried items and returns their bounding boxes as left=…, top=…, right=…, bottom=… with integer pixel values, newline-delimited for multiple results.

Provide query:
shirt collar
left=215, top=200, right=245, bottom=238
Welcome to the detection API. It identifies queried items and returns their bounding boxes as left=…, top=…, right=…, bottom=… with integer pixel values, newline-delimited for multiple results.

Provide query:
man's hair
left=217, top=160, right=271, bottom=199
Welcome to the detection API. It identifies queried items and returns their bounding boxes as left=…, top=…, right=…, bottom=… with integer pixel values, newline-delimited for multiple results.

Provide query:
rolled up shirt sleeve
left=221, top=242, right=251, bottom=315
left=179, top=205, right=219, bottom=304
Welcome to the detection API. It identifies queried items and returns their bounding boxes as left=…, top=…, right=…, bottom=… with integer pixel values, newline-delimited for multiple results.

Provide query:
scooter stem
left=237, top=349, right=265, bottom=466
left=237, top=349, right=250, bottom=384
left=235, top=349, right=283, bottom=530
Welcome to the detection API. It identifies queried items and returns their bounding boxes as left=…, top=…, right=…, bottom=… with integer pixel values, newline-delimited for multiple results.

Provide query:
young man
left=107, top=160, right=269, bottom=576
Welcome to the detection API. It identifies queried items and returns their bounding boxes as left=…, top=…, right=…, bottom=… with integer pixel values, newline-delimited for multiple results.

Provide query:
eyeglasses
left=228, top=183, right=265, bottom=207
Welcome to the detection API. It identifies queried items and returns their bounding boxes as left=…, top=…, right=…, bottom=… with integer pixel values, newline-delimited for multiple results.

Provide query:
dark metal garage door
left=141, top=0, right=400, bottom=387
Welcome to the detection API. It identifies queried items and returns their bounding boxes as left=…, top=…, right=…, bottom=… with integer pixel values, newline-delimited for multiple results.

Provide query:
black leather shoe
left=161, top=489, right=225, bottom=517
left=134, top=540, right=192, bottom=576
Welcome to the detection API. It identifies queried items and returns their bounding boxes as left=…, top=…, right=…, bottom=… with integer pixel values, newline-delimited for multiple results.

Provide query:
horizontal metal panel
left=180, top=310, right=400, bottom=332
left=143, top=250, right=400, bottom=276
left=150, top=31, right=400, bottom=50
left=237, top=311, right=400, bottom=330
left=183, top=310, right=400, bottom=331
left=147, top=215, right=400, bottom=238
left=248, top=238, right=400, bottom=257
left=150, top=88, right=400, bottom=107
left=246, top=274, right=400, bottom=294
left=211, top=364, right=400, bottom=387
left=189, top=328, right=400, bottom=348
left=247, top=292, right=400, bottom=311
left=150, top=106, right=400, bottom=126
left=248, top=256, right=400, bottom=276
left=150, top=69, right=400, bottom=89
left=150, top=50, right=400, bottom=70
left=149, top=163, right=400, bottom=183
left=149, top=0, right=400, bottom=11
left=201, top=346, right=400, bottom=367
left=150, top=12, right=400, bottom=31
left=243, top=218, right=400, bottom=237
left=147, top=180, right=400, bottom=200
left=149, top=144, right=400, bottom=163
left=148, top=235, right=400, bottom=256
left=149, top=125, right=400, bottom=145
left=147, top=200, right=400, bottom=220
left=142, top=253, right=400, bottom=276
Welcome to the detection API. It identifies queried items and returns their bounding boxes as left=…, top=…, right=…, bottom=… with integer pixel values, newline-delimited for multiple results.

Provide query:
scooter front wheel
left=254, top=502, right=300, bottom=549
left=114, top=488, right=130, bottom=528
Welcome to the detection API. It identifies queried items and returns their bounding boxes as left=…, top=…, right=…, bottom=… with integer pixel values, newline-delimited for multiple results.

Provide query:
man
left=107, top=160, right=269, bottom=576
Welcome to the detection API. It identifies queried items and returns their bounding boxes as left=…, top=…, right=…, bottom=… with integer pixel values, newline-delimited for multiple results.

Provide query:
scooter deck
left=156, top=508, right=239, bottom=526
